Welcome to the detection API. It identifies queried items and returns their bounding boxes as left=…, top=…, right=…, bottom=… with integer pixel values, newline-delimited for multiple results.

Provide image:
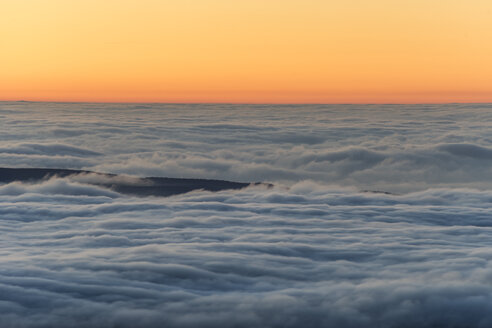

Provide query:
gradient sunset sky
left=1, top=0, right=491, bottom=103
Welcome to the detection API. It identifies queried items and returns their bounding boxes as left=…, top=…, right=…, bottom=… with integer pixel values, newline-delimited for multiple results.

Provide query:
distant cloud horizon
left=1, top=102, right=491, bottom=193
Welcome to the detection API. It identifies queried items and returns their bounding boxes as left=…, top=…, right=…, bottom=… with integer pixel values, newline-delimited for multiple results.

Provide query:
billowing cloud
left=1, top=102, right=491, bottom=192
left=1, top=102, right=492, bottom=327
left=0, top=178, right=491, bottom=327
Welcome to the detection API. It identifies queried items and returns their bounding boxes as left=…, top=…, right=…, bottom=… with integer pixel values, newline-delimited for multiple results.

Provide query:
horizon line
left=2, top=100, right=492, bottom=106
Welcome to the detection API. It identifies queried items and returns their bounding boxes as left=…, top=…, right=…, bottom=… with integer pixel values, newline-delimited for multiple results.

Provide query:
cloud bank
left=1, top=102, right=492, bottom=327
left=1, top=102, right=491, bottom=192
left=0, top=180, right=492, bottom=327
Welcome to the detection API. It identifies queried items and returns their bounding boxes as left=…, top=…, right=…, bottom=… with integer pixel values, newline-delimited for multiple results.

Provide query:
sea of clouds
left=0, top=102, right=491, bottom=327
left=1, top=102, right=491, bottom=192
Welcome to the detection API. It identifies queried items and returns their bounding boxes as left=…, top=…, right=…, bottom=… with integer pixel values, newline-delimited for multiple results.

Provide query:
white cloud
left=1, top=102, right=492, bottom=327
left=1, top=102, right=491, bottom=192
left=0, top=178, right=491, bottom=326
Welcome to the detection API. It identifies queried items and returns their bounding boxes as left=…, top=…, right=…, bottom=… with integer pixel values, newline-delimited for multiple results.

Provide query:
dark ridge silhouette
left=0, top=167, right=268, bottom=197
left=362, top=190, right=396, bottom=195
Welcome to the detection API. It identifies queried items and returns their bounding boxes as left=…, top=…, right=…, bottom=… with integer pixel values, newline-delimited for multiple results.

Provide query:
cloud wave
left=0, top=178, right=492, bottom=327
left=1, top=102, right=492, bottom=327
left=1, top=102, right=491, bottom=192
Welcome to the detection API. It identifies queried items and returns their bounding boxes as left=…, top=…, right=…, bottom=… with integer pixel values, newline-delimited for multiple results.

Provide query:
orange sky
left=1, top=0, right=492, bottom=103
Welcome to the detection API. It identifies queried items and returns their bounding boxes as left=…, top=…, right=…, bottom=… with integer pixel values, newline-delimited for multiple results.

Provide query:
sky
left=1, top=0, right=492, bottom=103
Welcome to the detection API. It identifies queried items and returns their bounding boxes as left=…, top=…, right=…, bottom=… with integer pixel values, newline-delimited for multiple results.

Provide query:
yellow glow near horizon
left=1, top=0, right=491, bottom=103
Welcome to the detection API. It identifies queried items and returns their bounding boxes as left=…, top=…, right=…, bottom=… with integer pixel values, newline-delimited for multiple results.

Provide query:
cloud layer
left=1, top=102, right=491, bottom=192
left=1, top=102, right=492, bottom=327
left=1, top=179, right=492, bottom=327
